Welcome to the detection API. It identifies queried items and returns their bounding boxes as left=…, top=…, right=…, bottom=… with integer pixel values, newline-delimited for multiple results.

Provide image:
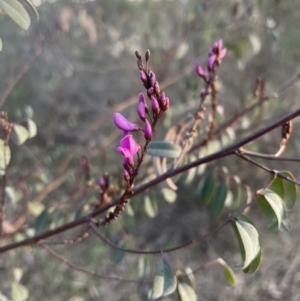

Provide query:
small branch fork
left=0, top=106, right=300, bottom=253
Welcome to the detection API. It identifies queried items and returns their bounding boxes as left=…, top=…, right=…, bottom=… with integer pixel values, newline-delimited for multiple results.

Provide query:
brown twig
left=235, top=151, right=300, bottom=186
left=0, top=107, right=299, bottom=253
left=90, top=221, right=228, bottom=255
left=39, top=243, right=148, bottom=283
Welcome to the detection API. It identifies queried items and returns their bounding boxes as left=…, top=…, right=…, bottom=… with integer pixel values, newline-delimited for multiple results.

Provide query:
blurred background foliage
left=1, top=0, right=300, bottom=300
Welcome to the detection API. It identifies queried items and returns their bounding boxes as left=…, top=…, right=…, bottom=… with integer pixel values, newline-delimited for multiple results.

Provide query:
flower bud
left=194, top=62, right=205, bottom=78
left=138, top=102, right=146, bottom=122
left=135, top=50, right=142, bottom=60
left=145, top=49, right=151, bottom=62
left=99, top=177, right=107, bottom=190
left=147, top=87, right=154, bottom=98
left=123, top=169, right=130, bottom=181
left=154, top=81, right=160, bottom=94
left=158, top=92, right=166, bottom=109
left=114, top=113, right=139, bottom=132
left=143, top=119, right=152, bottom=140
left=162, top=97, right=169, bottom=111
left=207, top=54, right=216, bottom=71
left=149, top=70, right=156, bottom=87
left=150, top=96, right=160, bottom=114
left=140, top=70, right=147, bottom=83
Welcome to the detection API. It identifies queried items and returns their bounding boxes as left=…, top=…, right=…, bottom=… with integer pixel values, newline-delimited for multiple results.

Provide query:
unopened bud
left=149, top=70, right=156, bottom=87
left=194, top=62, right=205, bottom=78
left=135, top=50, right=142, bottom=60
left=150, top=96, right=160, bottom=114
left=143, top=119, right=152, bottom=140
left=154, top=81, right=160, bottom=94
left=162, top=97, right=169, bottom=111
left=123, top=170, right=130, bottom=181
left=159, top=92, right=166, bottom=109
left=207, top=54, right=216, bottom=71
left=140, top=70, right=147, bottom=83
left=145, top=49, right=151, bottom=62
left=147, top=87, right=154, bottom=98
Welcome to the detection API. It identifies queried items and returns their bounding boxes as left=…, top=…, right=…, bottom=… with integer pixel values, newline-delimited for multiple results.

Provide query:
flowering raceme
left=195, top=39, right=227, bottom=81
left=113, top=49, right=169, bottom=185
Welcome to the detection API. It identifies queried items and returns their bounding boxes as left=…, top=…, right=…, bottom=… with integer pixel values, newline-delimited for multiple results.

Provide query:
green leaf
left=270, top=172, right=297, bottom=209
left=13, top=268, right=23, bottom=283
left=22, top=0, right=39, bottom=19
left=26, top=119, right=37, bottom=138
left=5, top=186, right=16, bottom=206
left=0, top=0, right=31, bottom=29
left=110, top=242, right=126, bottom=264
left=183, top=155, right=197, bottom=185
left=176, top=267, right=195, bottom=288
left=13, top=124, right=29, bottom=145
left=257, top=189, right=284, bottom=229
left=161, top=188, right=177, bottom=203
left=177, top=283, right=197, bottom=301
left=232, top=218, right=260, bottom=269
left=211, top=180, right=227, bottom=218
left=147, top=141, right=182, bottom=158
left=228, top=176, right=243, bottom=210
left=148, top=257, right=177, bottom=299
left=243, top=249, right=262, bottom=274
left=217, top=258, right=237, bottom=287
left=0, top=139, right=11, bottom=175
left=0, top=38, right=2, bottom=52
left=138, top=255, right=150, bottom=279
left=144, top=195, right=158, bottom=218
left=34, top=209, right=48, bottom=234
left=197, top=172, right=215, bottom=205
left=28, top=202, right=45, bottom=216
left=125, top=202, right=134, bottom=217
left=11, top=282, right=29, bottom=301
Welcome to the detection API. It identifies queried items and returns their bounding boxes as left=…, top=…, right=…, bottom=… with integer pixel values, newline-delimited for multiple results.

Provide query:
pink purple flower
left=114, top=113, right=139, bottom=132
left=117, top=134, right=140, bottom=158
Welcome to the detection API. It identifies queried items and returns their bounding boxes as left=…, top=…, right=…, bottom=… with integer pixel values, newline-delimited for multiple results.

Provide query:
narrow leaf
left=0, top=38, right=2, bottom=52
left=243, top=249, right=262, bottom=274
left=148, top=257, right=177, bottom=299
left=257, top=189, right=284, bottom=229
left=232, top=219, right=260, bottom=269
left=211, top=181, right=227, bottom=218
left=0, top=139, right=11, bottom=175
left=217, top=258, right=237, bottom=287
left=177, top=283, right=197, bottom=301
left=110, top=241, right=127, bottom=264
left=270, top=172, right=297, bottom=209
left=11, top=283, right=29, bottom=301
left=147, top=141, right=182, bottom=158
left=13, top=124, right=29, bottom=145
left=26, top=119, right=37, bottom=138
left=5, top=186, right=16, bottom=206
left=34, top=209, right=48, bottom=234
left=197, top=172, right=215, bottom=205
left=144, top=195, right=157, bottom=218
left=161, top=188, right=177, bottom=203
left=22, top=0, right=39, bottom=19
left=0, top=0, right=31, bottom=29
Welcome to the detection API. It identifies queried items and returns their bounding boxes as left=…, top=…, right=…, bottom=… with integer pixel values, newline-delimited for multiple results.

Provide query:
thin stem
left=239, top=149, right=300, bottom=162
left=235, top=151, right=300, bottom=186
left=91, top=221, right=229, bottom=255
left=39, top=243, right=148, bottom=283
